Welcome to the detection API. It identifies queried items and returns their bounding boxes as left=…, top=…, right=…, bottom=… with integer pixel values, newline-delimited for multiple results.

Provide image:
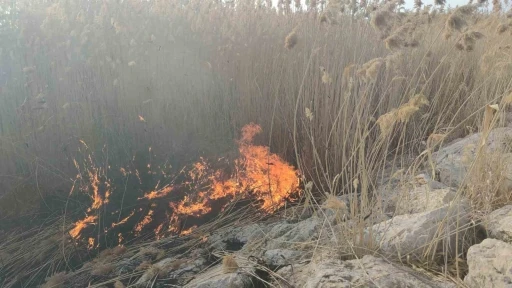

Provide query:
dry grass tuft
left=98, top=245, right=127, bottom=260
left=371, top=10, right=392, bottom=34
left=284, top=29, right=298, bottom=50
left=114, top=280, right=126, bottom=288
left=320, top=67, right=333, bottom=84
left=357, top=58, right=385, bottom=82
left=169, top=258, right=188, bottom=270
left=497, top=23, right=508, bottom=34
left=222, top=255, right=239, bottom=273
left=324, top=195, right=348, bottom=211
left=136, top=261, right=153, bottom=271
left=138, top=246, right=165, bottom=260
left=377, top=94, right=429, bottom=136
left=376, top=109, right=398, bottom=137
left=41, top=272, right=67, bottom=288
left=343, top=64, right=356, bottom=81
left=446, top=14, right=466, bottom=33
left=146, top=266, right=162, bottom=279
left=384, top=34, right=403, bottom=50
left=90, top=263, right=115, bottom=276
left=503, top=91, right=512, bottom=105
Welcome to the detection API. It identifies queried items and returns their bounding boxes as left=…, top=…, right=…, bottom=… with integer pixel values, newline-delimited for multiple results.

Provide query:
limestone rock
left=135, top=256, right=207, bottom=287
left=186, top=270, right=253, bottom=288
left=185, top=256, right=255, bottom=288
left=207, top=223, right=269, bottom=251
left=265, top=217, right=322, bottom=250
left=485, top=205, right=512, bottom=243
left=377, top=174, right=454, bottom=216
left=465, top=238, right=512, bottom=288
left=393, top=185, right=456, bottom=216
left=369, top=202, right=471, bottom=261
left=263, top=249, right=303, bottom=267
left=276, top=255, right=455, bottom=287
left=433, top=127, right=512, bottom=188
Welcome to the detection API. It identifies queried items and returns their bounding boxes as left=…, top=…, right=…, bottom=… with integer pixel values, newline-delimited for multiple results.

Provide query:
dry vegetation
left=1, top=0, right=512, bottom=286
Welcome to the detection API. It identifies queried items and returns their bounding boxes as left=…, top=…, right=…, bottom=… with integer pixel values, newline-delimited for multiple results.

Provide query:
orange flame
left=155, top=223, right=165, bottom=240
left=69, top=144, right=113, bottom=240
left=111, top=211, right=135, bottom=228
left=165, top=123, right=299, bottom=233
left=69, top=215, right=98, bottom=238
left=87, top=169, right=103, bottom=212
left=180, top=225, right=197, bottom=236
left=134, top=210, right=154, bottom=235
left=88, top=238, right=95, bottom=250
left=71, top=124, right=299, bottom=243
left=236, top=126, right=299, bottom=211
left=139, top=185, right=173, bottom=200
left=170, top=195, right=211, bottom=217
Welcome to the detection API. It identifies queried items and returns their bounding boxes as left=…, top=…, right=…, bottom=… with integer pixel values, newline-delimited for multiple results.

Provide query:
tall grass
left=1, top=0, right=512, bottom=285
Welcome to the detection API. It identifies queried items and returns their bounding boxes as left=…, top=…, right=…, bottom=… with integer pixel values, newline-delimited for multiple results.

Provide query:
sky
left=403, top=0, right=470, bottom=9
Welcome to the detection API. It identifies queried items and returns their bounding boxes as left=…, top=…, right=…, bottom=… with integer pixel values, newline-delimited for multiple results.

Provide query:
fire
left=69, top=124, right=300, bottom=246
left=69, top=215, right=98, bottom=238
left=88, top=169, right=103, bottom=211
left=164, top=123, right=299, bottom=233
left=180, top=225, right=197, bottom=236
left=236, top=129, right=300, bottom=211
left=239, top=123, right=262, bottom=143
left=88, top=238, right=95, bottom=250
left=170, top=195, right=211, bottom=217
left=69, top=142, right=113, bottom=240
left=180, top=123, right=299, bottom=213
left=112, top=211, right=135, bottom=228
left=155, top=223, right=165, bottom=239
left=134, top=209, right=154, bottom=235
left=189, top=159, right=208, bottom=179
left=139, top=185, right=173, bottom=200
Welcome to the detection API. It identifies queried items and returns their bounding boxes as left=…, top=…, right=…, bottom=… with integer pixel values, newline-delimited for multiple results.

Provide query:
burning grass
left=1, top=0, right=512, bottom=286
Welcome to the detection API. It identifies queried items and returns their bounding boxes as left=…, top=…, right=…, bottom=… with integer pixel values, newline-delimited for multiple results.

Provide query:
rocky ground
left=48, top=128, right=512, bottom=287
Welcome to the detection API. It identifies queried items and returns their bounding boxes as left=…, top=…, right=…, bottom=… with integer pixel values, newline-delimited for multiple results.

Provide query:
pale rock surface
left=465, top=238, right=512, bottom=288
left=276, top=255, right=456, bottom=287
left=433, top=127, right=512, bottom=188
left=485, top=205, right=512, bottom=243
left=369, top=201, right=471, bottom=261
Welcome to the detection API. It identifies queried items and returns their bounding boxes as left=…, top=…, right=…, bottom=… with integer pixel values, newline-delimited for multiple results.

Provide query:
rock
left=465, top=239, right=512, bottom=288
left=135, top=256, right=207, bottom=287
left=434, top=127, right=512, bottom=188
left=265, top=217, right=322, bottom=250
left=185, top=256, right=255, bottom=288
left=393, top=185, right=456, bottom=216
left=485, top=205, right=512, bottom=243
left=276, top=255, right=455, bottom=287
left=414, top=174, right=449, bottom=190
left=186, top=269, right=253, bottom=288
left=263, top=249, right=303, bottom=267
left=207, top=223, right=269, bottom=251
left=377, top=174, right=454, bottom=216
left=369, top=202, right=471, bottom=261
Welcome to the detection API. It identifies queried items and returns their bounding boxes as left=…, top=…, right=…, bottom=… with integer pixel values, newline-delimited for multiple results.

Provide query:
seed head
left=284, top=30, right=298, bottom=50
left=385, top=34, right=403, bottom=50
left=222, top=255, right=239, bottom=273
